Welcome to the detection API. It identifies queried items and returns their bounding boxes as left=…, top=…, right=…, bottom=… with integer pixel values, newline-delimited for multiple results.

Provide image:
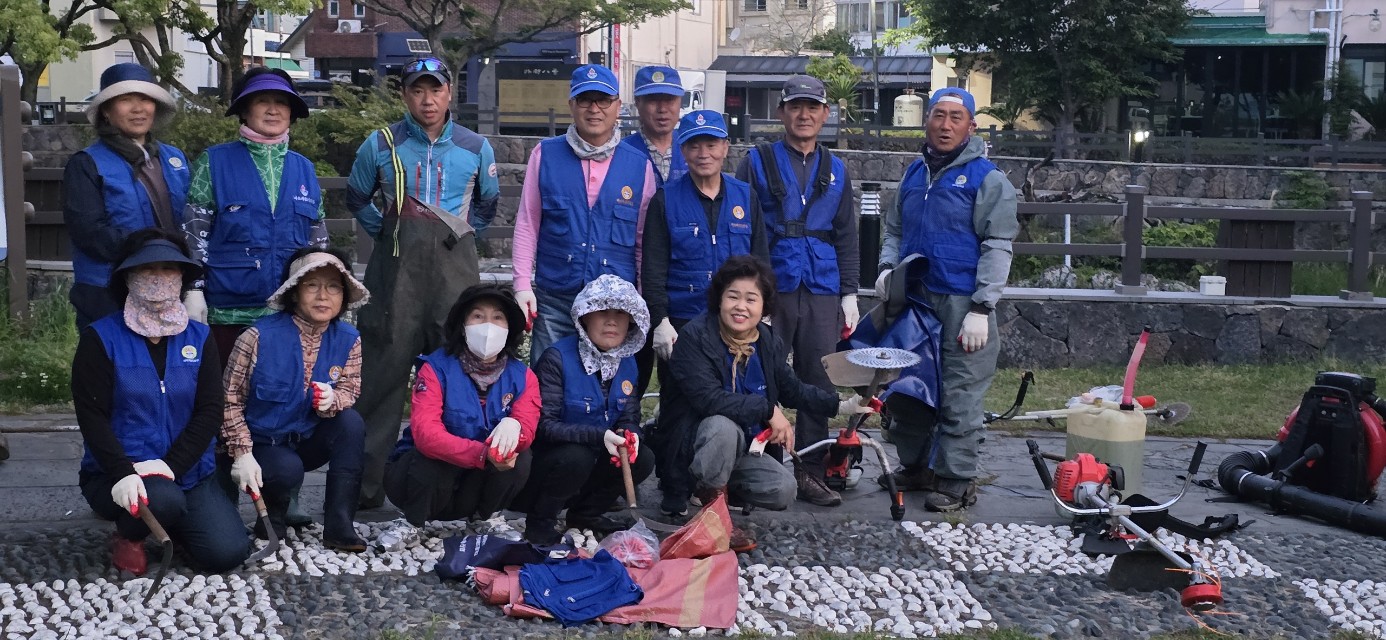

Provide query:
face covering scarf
left=124, top=271, right=188, bottom=338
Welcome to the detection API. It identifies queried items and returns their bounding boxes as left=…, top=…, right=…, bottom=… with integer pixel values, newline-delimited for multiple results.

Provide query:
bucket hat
left=266, top=252, right=370, bottom=311
left=86, top=63, right=177, bottom=128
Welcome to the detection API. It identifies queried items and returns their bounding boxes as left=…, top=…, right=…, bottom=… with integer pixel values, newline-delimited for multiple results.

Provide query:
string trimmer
left=1026, top=439, right=1224, bottom=611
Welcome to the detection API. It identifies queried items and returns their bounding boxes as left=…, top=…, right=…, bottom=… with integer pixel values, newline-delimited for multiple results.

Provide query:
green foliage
left=1142, top=220, right=1217, bottom=283
left=896, top=0, right=1192, bottom=135
left=976, top=101, right=1032, bottom=130
left=1324, top=60, right=1365, bottom=138
left=0, top=0, right=96, bottom=100
left=0, top=277, right=77, bottom=409
left=806, top=54, right=864, bottom=122
left=1273, top=89, right=1325, bottom=139
left=1275, top=171, right=1335, bottom=210
left=805, top=30, right=858, bottom=56
left=161, top=104, right=241, bottom=160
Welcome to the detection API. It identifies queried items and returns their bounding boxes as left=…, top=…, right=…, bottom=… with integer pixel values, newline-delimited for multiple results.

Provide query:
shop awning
left=263, top=58, right=305, bottom=72
left=1172, top=15, right=1327, bottom=47
left=710, top=55, right=930, bottom=87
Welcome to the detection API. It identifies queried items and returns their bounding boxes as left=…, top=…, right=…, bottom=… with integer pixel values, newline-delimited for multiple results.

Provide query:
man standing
left=346, top=57, right=500, bottom=508
left=511, top=64, right=656, bottom=361
left=735, top=75, right=859, bottom=507
left=621, top=64, right=687, bottom=398
left=877, top=87, right=1018, bottom=512
left=641, top=109, right=769, bottom=516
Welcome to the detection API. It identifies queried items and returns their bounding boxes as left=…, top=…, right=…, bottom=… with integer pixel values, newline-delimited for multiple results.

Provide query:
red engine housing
left=1053, top=453, right=1110, bottom=504
left=1278, top=402, right=1386, bottom=489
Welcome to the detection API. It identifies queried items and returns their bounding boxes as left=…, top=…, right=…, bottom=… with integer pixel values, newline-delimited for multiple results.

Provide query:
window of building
left=792, top=0, right=809, bottom=10
left=690, top=0, right=700, bottom=14
left=744, top=0, right=766, bottom=12
left=114, top=50, right=135, bottom=65
left=406, top=39, right=431, bottom=54
left=354, top=3, right=365, bottom=18
left=327, top=0, right=338, bottom=17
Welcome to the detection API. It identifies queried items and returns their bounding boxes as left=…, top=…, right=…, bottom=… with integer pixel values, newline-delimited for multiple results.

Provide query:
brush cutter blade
left=822, top=351, right=878, bottom=388
left=1155, top=402, right=1192, bottom=426
left=844, top=347, right=920, bottom=371
left=1108, top=546, right=1197, bottom=592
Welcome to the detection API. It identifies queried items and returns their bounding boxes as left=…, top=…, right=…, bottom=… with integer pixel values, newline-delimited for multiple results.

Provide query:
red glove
left=867, top=397, right=883, bottom=413
left=526, top=311, right=538, bottom=332
left=609, top=430, right=639, bottom=466
left=841, top=325, right=853, bottom=341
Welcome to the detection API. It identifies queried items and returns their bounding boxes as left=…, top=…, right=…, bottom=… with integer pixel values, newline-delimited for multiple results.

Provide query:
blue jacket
left=71, top=141, right=190, bottom=287
left=533, top=138, right=648, bottom=295
left=519, top=549, right=643, bottom=627
left=80, top=315, right=215, bottom=489
left=392, top=349, right=528, bottom=458
left=204, top=142, right=321, bottom=308
left=346, top=114, right=500, bottom=237
left=896, top=155, right=999, bottom=296
left=620, top=131, right=687, bottom=187
left=549, top=335, right=636, bottom=432
left=243, top=313, right=358, bottom=442
left=746, top=141, right=847, bottom=294
left=662, top=173, right=755, bottom=321
left=722, top=348, right=769, bottom=441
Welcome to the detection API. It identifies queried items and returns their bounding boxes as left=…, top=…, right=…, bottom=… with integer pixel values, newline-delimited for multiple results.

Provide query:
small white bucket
left=1200, top=275, right=1227, bottom=296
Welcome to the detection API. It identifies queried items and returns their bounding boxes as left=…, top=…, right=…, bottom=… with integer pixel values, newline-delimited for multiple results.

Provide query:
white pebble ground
left=1295, top=579, right=1386, bottom=638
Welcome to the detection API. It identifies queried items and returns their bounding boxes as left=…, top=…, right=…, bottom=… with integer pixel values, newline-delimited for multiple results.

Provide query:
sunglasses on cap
left=404, top=58, right=448, bottom=74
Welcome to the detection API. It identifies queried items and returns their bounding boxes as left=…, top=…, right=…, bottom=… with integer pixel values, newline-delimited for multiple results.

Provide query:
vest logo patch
left=227, top=204, right=242, bottom=212
left=652, top=71, right=666, bottom=83
left=293, top=184, right=315, bottom=205
left=586, top=67, right=598, bottom=79
left=488, top=163, right=497, bottom=178
left=180, top=345, right=198, bottom=361
left=168, top=156, right=184, bottom=169
left=732, top=205, right=745, bottom=220
left=502, top=392, right=515, bottom=408
left=621, top=185, right=633, bottom=201
left=954, top=175, right=968, bottom=187
left=329, top=366, right=343, bottom=382
left=621, top=380, right=633, bottom=396
left=730, top=222, right=750, bottom=234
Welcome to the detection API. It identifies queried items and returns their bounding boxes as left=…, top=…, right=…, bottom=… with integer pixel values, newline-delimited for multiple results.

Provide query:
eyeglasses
left=404, top=58, right=448, bottom=75
left=302, top=281, right=345, bottom=296
left=575, top=94, right=618, bottom=110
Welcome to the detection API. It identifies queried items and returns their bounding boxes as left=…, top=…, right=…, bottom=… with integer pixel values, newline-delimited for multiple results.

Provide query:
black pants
left=80, top=472, right=249, bottom=573
left=383, top=448, right=532, bottom=526
left=515, top=442, right=655, bottom=521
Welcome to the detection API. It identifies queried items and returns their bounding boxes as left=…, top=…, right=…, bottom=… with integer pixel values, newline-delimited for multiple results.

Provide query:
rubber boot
left=322, top=472, right=367, bottom=552
left=284, top=481, right=314, bottom=528
left=525, top=495, right=567, bottom=545
left=109, top=531, right=148, bottom=576
left=254, top=493, right=290, bottom=541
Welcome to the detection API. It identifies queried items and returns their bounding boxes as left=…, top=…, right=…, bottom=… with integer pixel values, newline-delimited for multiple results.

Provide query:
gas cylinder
left=894, top=89, right=924, bottom=128
left=1065, top=403, right=1147, bottom=496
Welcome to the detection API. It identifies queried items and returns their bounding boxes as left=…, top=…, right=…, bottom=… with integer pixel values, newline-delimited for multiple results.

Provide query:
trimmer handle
left=1026, top=440, right=1054, bottom=490
left=1188, top=441, right=1207, bottom=476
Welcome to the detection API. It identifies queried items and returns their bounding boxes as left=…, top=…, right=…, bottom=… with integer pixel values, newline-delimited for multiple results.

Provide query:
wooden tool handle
left=618, top=445, right=638, bottom=509
left=139, top=507, right=171, bottom=545
left=252, top=494, right=269, bottom=519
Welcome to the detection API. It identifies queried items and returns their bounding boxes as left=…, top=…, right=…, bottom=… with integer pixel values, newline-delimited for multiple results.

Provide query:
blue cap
left=928, top=87, right=976, bottom=116
left=570, top=64, right=619, bottom=98
left=633, top=66, right=683, bottom=97
left=676, top=110, right=729, bottom=146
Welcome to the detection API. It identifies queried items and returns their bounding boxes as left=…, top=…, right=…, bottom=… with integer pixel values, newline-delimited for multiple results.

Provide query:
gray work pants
left=689, top=416, right=797, bottom=511
left=775, top=287, right=842, bottom=467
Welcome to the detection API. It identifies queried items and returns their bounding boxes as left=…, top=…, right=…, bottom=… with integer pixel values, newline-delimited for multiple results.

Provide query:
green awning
left=1172, top=15, right=1327, bottom=47
left=263, top=58, right=304, bottom=72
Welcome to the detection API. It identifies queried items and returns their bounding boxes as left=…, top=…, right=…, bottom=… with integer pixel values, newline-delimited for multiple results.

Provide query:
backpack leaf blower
left=1217, top=372, right=1386, bottom=537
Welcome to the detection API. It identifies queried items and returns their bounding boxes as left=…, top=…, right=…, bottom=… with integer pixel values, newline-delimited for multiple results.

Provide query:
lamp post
left=869, top=0, right=880, bottom=124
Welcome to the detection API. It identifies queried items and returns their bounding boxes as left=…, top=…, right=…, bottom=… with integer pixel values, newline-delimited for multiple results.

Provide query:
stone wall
left=995, top=295, right=1386, bottom=368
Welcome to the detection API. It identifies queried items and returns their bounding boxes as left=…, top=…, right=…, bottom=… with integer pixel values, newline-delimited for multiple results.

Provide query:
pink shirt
left=511, top=142, right=658, bottom=291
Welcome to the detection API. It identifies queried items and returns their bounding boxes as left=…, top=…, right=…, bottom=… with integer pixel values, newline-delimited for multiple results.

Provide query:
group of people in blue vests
left=64, top=55, right=1016, bottom=572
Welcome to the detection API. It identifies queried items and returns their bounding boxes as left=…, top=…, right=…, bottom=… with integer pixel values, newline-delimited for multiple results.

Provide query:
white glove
left=111, top=473, right=147, bottom=515
left=602, top=430, right=626, bottom=458
left=959, top=311, right=990, bottom=353
left=874, top=269, right=893, bottom=300
left=488, top=417, right=522, bottom=458
left=132, top=459, right=174, bottom=480
left=514, top=290, right=538, bottom=323
left=841, top=295, right=859, bottom=333
left=312, top=381, right=336, bottom=413
left=183, top=290, right=208, bottom=324
left=837, top=393, right=874, bottom=416
left=230, top=452, right=263, bottom=497
left=652, top=318, right=678, bottom=360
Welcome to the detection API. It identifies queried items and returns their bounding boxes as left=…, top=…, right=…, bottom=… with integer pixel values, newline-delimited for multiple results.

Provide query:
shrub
left=1275, top=171, right=1335, bottom=209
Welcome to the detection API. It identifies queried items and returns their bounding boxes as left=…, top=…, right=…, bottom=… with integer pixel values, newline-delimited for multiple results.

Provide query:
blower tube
left=1218, top=447, right=1386, bottom=537
left=1121, top=326, right=1151, bottom=410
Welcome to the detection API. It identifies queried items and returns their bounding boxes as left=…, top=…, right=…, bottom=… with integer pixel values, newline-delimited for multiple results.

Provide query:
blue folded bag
left=436, top=534, right=575, bottom=580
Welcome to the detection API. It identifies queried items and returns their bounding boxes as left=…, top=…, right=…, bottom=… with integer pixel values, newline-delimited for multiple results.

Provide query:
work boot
left=566, top=510, right=637, bottom=536
left=284, top=482, right=313, bottom=528
left=524, top=517, right=562, bottom=545
left=877, top=466, right=937, bottom=493
left=796, top=468, right=843, bottom=507
left=924, top=478, right=978, bottom=513
left=322, top=472, right=367, bottom=553
left=729, top=524, right=757, bottom=553
left=660, top=492, right=689, bottom=518
left=110, top=532, right=148, bottom=576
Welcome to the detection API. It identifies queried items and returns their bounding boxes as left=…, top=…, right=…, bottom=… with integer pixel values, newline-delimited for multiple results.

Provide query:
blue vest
left=748, top=142, right=846, bottom=295
left=663, top=174, right=755, bottom=321
left=620, top=131, right=688, bottom=188
left=551, top=335, right=636, bottom=431
left=534, top=138, right=648, bottom=295
left=393, top=350, right=529, bottom=458
left=243, top=313, right=358, bottom=442
left=204, top=142, right=321, bottom=308
left=723, top=347, right=769, bottom=440
left=896, top=156, right=997, bottom=296
left=72, top=141, right=191, bottom=287
left=80, top=315, right=214, bottom=489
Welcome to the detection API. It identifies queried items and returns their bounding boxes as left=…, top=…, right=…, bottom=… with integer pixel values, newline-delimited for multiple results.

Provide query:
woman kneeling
left=385, top=285, right=539, bottom=526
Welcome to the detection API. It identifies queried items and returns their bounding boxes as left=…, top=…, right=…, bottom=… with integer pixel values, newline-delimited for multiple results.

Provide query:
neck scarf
left=97, top=122, right=159, bottom=165
left=459, top=350, right=508, bottom=392
left=564, top=124, right=621, bottom=162
left=240, top=124, right=289, bottom=146
left=719, top=324, right=760, bottom=392
left=924, top=138, right=969, bottom=176
left=123, top=271, right=188, bottom=338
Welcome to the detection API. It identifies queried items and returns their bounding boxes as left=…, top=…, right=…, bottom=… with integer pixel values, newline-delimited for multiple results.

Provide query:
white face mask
left=465, top=322, right=509, bottom=359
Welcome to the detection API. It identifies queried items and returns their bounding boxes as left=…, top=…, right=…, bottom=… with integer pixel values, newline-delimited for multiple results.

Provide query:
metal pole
left=1342, top=191, right=1374, bottom=301
left=1116, top=185, right=1148, bottom=295
left=870, top=0, right=880, bottom=123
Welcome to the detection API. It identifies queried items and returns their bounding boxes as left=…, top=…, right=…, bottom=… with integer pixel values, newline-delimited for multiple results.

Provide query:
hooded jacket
left=533, top=275, right=650, bottom=448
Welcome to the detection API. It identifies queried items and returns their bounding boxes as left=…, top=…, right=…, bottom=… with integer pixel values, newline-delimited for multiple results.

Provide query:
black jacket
left=533, top=346, right=642, bottom=450
left=655, top=311, right=837, bottom=491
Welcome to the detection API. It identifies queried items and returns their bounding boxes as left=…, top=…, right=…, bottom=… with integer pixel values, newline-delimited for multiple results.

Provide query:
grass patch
left=0, top=285, right=78, bottom=412
left=1292, top=263, right=1386, bottom=297
left=982, top=360, right=1386, bottom=441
